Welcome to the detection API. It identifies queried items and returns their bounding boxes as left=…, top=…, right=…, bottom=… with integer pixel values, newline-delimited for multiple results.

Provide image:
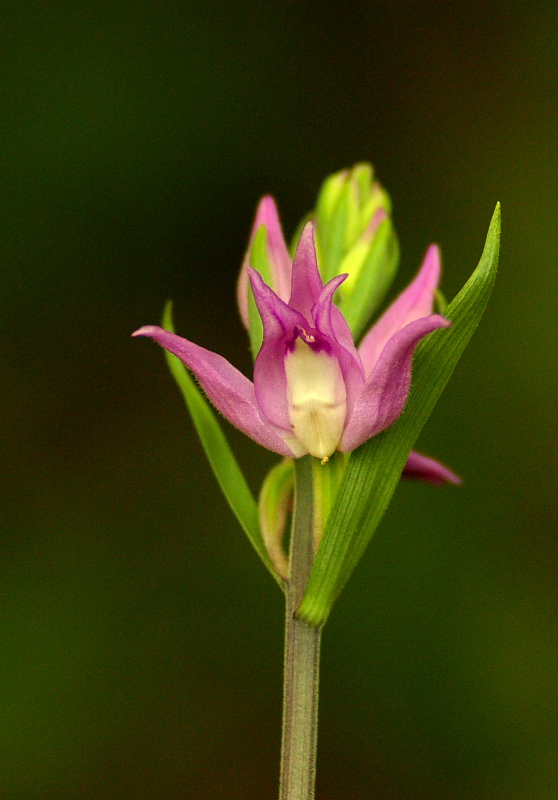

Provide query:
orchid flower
left=235, top=196, right=459, bottom=484
left=133, top=218, right=456, bottom=480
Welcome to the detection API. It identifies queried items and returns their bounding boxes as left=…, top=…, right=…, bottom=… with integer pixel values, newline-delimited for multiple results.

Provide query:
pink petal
left=289, top=223, right=324, bottom=322
left=133, top=325, right=296, bottom=457
left=311, top=273, right=348, bottom=336
left=358, top=244, right=441, bottom=376
left=248, top=268, right=305, bottom=340
left=312, top=274, right=365, bottom=416
left=237, top=196, right=292, bottom=329
left=248, top=269, right=307, bottom=430
left=331, top=303, right=361, bottom=356
left=342, top=314, right=450, bottom=452
left=312, top=273, right=365, bottom=371
left=314, top=280, right=364, bottom=368
left=237, top=267, right=252, bottom=330
left=402, top=451, right=462, bottom=485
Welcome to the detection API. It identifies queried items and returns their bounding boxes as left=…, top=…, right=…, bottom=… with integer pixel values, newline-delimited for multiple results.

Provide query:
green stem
left=279, top=455, right=322, bottom=800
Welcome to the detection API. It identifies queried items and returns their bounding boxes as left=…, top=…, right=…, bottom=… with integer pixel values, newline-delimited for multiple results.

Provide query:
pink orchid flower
left=134, top=204, right=459, bottom=485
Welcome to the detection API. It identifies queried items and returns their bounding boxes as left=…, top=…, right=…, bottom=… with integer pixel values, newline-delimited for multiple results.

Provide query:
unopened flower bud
left=313, top=163, right=399, bottom=339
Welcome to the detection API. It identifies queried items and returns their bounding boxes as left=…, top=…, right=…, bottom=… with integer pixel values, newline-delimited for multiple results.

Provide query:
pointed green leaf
left=161, top=301, right=280, bottom=583
left=298, top=204, right=501, bottom=626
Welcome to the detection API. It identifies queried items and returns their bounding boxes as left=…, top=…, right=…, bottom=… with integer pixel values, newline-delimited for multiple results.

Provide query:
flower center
left=284, top=337, right=347, bottom=461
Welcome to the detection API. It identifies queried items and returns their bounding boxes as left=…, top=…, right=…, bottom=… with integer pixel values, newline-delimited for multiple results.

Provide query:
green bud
left=350, top=162, right=372, bottom=201
left=312, top=163, right=399, bottom=339
left=315, top=170, right=349, bottom=232
left=338, top=217, right=400, bottom=341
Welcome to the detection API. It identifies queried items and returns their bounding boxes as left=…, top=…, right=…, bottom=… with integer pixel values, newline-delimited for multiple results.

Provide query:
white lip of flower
left=284, top=336, right=347, bottom=462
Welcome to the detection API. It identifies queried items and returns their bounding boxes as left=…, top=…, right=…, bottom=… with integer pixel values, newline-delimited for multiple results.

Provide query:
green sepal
left=247, top=225, right=271, bottom=361
left=258, top=458, right=294, bottom=582
left=351, top=163, right=373, bottom=203
left=317, top=179, right=359, bottom=284
left=297, top=203, right=501, bottom=626
left=315, top=170, right=348, bottom=233
left=161, top=301, right=281, bottom=584
left=361, top=180, right=392, bottom=222
left=337, top=218, right=400, bottom=340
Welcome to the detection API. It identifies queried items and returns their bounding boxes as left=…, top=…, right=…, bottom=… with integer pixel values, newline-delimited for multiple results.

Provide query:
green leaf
left=298, top=204, right=501, bottom=626
left=161, top=301, right=280, bottom=583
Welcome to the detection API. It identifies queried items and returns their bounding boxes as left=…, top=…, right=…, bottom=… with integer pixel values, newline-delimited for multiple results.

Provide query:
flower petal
left=402, top=451, right=462, bottom=485
left=248, top=269, right=307, bottom=430
left=237, top=195, right=292, bottom=329
left=342, top=314, right=450, bottom=452
left=312, top=274, right=365, bottom=417
left=358, top=244, right=441, bottom=376
left=313, top=275, right=363, bottom=365
left=311, top=273, right=347, bottom=336
left=133, top=325, right=297, bottom=457
left=289, top=223, right=324, bottom=322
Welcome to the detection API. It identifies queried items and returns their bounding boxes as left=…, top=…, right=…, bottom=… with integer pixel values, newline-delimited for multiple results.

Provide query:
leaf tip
left=489, top=202, right=501, bottom=239
left=162, top=299, right=175, bottom=332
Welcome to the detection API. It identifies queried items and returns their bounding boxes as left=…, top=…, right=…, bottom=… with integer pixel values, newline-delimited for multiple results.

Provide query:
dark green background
left=2, top=1, right=557, bottom=797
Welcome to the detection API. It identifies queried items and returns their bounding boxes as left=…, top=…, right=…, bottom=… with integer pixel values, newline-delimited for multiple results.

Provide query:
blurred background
left=2, top=1, right=557, bottom=797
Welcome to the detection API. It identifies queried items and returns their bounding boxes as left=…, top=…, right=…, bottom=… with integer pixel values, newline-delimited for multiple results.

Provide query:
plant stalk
left=279, top=455, right=322, bottom=800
